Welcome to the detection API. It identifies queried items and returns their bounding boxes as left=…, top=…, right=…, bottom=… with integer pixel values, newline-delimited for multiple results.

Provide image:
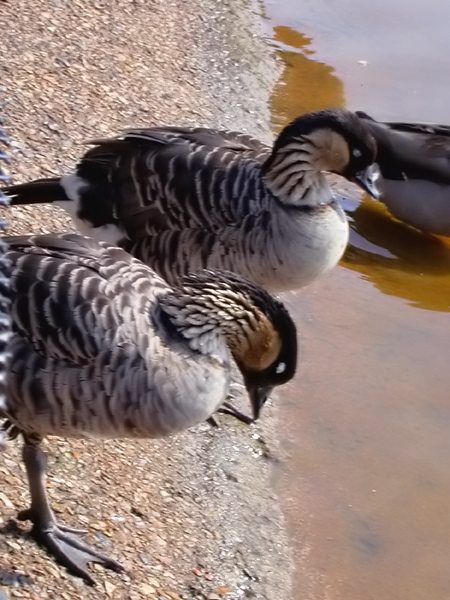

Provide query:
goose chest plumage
left=4, top=109, right=381, bottom=292
left=357, top=111, right=450, bottom=236
left=0, top=232, right=297, bottom=583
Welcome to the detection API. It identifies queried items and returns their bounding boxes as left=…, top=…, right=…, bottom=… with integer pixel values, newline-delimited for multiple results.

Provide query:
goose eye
left=352, top=148, right=362, bottom=158
left=275, top=362, right=286, bottom=374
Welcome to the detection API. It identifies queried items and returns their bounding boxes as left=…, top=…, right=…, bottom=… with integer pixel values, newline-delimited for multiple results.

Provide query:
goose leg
left=19, top=442, right=123, bottom=585
left=217, top=402, right=253, bottom=424
left=206, top=414, right=221, bottom=427
left=207, top=402, right=254, bottom=427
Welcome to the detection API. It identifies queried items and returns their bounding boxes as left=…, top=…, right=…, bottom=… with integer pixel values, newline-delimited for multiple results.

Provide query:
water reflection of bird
left=3, top=109, right=380, bottom=293
left=269, top=26, right=346, bottom=129
left=357, top=111, right=450, bottom=237
left=342, top=199, right=450, bottom=312
left=0, top=233, right=297, bottom=583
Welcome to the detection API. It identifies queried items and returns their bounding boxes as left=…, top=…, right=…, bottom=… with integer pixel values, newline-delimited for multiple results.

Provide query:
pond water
left=259, top=1, right=450, bottom=598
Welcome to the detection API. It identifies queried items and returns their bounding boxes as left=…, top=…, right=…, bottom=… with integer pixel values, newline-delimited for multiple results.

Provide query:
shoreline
left=0, top=1, right=295, bottom=599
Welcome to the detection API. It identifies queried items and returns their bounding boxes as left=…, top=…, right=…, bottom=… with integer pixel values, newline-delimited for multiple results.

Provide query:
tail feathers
left=2, top=177, right=67, bottom=205
left=81, top=138, right=130, bottom=170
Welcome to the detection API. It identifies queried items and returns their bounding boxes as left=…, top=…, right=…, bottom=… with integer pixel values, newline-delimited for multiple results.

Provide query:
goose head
left=219, top=274, right=298, bottom=420
left=164, top=270, right=298, bottom=421
left=264, top=108, right=381, bottom=205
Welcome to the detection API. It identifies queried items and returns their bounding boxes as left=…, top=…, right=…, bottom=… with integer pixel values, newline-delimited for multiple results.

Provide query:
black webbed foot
left=20, top=511, right=123, bottom=585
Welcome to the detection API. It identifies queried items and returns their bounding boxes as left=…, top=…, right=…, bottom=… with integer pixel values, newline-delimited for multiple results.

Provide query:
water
left=259, top=1, right=450, bottom=598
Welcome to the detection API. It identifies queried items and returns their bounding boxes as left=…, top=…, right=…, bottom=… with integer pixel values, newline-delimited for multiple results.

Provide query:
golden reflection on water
left=345, top=200, right=450, bottom=312
left=270, top=26, right=345, bottom=130
left=266, top=14, right=450, bottom=600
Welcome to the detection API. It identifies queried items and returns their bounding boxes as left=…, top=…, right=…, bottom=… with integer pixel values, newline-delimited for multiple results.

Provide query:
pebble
left=0, top=492, right=14, bottom=509
left=103, top=581, right=116, bottom=596
left=214, top=586, right=231, bottom=596
left=139, top=583, right=156, bottom=596
left=159, top=592, right=181, bottom=600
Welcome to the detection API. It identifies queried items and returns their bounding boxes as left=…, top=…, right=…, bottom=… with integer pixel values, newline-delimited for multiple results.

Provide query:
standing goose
left=357, top=111, right=450, bottom=236
left=3, top=109, right=381, bottom=292
left=0, top=233, right=297, bottom=584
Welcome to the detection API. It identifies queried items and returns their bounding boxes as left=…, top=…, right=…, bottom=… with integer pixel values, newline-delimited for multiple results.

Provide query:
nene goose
left=357, top=111, right=450, bottom=236
left=3, top=109, right=381, bottom=292
left=0, top=233, right=297, bottom=584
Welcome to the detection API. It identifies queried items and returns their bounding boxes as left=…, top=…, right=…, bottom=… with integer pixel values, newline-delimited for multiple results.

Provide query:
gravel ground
left=0, top=1, right=295, bottom=599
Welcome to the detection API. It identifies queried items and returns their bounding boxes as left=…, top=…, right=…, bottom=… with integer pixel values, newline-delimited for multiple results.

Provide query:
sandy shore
left=0, top=1, right=294, bottom=599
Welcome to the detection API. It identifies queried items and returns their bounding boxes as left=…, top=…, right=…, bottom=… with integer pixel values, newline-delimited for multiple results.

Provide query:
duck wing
left=357, top=111, right=450, bottom=183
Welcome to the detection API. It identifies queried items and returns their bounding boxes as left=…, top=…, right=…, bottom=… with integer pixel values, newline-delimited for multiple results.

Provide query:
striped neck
left=262, top=141, right=333, bottom=207
left=158, top=271, right=283, bottom=372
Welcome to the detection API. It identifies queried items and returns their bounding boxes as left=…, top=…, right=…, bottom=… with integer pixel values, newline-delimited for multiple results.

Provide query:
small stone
left=104, top=581, right=116, bottom=596
left=139, top=583, right=156, bottom=596
left=0, top=492, right=14, bottom=509
left=192, top=568, right=203, bottom=577
left=153, top=534, right=167, bottom=547
left=159, top=592, right=181, bottom=600
left=5, top=541, right=21, bottom=552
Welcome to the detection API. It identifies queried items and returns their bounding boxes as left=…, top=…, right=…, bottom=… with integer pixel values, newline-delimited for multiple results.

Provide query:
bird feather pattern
left=3, top=234, right=297, bottom=440
left=3, top=109, right=381, bottom=290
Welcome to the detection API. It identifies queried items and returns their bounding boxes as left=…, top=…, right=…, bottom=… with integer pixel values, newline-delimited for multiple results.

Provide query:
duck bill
left=353, top=163, right=382, bottom=199
left=249, top=386, right=274, bottom=421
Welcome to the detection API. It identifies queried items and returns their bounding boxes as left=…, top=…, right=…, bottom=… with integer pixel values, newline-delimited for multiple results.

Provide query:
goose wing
left=6, top=233, right=165, bottom=364
left=121, top=126, right=270, bottom=160
left=81, top=126, right=272, bottom=239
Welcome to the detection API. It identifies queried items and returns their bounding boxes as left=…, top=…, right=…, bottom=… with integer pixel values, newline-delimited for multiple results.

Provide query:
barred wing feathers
left=82, top=127, right=272, bottom=240
left=6, top=234, right=167, bottom=364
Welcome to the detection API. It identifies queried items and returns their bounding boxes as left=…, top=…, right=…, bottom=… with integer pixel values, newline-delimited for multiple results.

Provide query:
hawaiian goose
left=3, top=109, right=381, bottom=292
left=357, top=111, right=450, bottom=236
left=0, top=233, right=297, bottom=584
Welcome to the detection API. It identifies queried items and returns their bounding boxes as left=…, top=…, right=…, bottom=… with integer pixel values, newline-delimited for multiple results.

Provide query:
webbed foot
left=20, top=510, right=123, bottom=585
